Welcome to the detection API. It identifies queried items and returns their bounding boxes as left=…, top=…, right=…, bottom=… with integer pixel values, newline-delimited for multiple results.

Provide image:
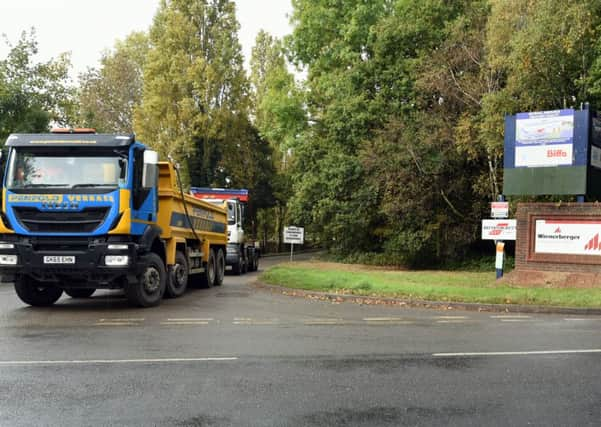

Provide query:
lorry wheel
left=231, top=254, right=242, bottom=276
left=242, top=256, right=248, bottom=274
left=201, top=249, right=217, bottom=288
left=65, top=288, right=95, bottom=298
left=14, top=276, right=63, bottom=307
left=166, top=251, right=188, bottom=298
left=125, top=252, right=166, bottom=307
left=214, top=249, right=225, bottom=286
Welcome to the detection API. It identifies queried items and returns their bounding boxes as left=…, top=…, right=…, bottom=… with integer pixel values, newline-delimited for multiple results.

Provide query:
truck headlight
left=0, top=243, right=14, bottom=249
left=105, top=255, right=129, bottom=266
left=0, top=254, right=17, bottom=265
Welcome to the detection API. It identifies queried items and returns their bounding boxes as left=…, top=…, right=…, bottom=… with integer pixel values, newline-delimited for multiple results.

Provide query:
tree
left=134, top=0, right=249, bottom=188
left=0, top=30, right=73, bottom=142
left=250, top=31, right=305, bottom=249
left=77, top=31, right=150, bottom=133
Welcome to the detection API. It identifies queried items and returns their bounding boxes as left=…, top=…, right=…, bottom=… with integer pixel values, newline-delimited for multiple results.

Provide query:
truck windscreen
left=6, top=149, right=127, bottom=190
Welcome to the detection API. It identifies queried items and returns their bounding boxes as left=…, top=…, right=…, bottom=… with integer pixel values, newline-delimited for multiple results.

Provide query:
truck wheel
left=201, top=248, right=216, bottom=288
left=166, top=251, right=188, bottom=298
left=242, top=256, right=248, bottom=274
left=14, top=276, right=63, bottom=307
left=214, top=248, right=225, bottom=286
left=125, top=252, right=166, bottom=307
left=231, top=254, right=242, bottom=275
left=65, top=288, right=95, bottom=298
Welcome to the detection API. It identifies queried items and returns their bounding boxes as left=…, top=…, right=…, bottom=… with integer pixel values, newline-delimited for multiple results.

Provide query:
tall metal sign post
left=284, top=226, right=304, bottom=261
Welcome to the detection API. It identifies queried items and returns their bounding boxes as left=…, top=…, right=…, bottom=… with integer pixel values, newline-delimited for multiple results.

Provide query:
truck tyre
left=125, top=252, right=166, bottom=307
left=166, top=251, right=188, bottom=298
left=201, top=248, right=217, bottom=288
left=14, top=276, right=63, bottom=307
left=214, top=248, right=225, bottom=286
left=241, top=255, right=248, bottom=274
left=252, top=253, right=259, bottom=272
left=65, top=288, right=95, bottom=298
left=231, top=254, right=242, bottom=275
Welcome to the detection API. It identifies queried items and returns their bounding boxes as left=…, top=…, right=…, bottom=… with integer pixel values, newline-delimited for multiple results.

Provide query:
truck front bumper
left=0, top=235, right=144, bottom=288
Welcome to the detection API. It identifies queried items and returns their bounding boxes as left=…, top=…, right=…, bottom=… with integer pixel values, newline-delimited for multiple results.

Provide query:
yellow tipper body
left=156, top=162, right=227, bottom=265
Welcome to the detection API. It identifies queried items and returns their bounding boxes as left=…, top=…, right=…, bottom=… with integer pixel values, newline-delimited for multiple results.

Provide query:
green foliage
left=134, top=0, right=250, bottom=186
left=133, top=0, right=275, bottom=229
left=77, top=31, right=150, bottom=132
left=283, top=0, right=601, bottom=266
left=0, top=30, right=73, bottom=142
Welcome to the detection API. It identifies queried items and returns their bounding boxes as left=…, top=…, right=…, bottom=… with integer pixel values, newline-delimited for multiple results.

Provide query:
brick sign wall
left=516, top=203, right=601, bottom=273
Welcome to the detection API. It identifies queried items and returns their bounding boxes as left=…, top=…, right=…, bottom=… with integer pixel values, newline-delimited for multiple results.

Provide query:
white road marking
left=304, top=319, right=345, bottom=325
left=564, top=318, right=601, bottom=321
left=234, top=317, right=252, bottom=321
left=433, top=316, right=468, bottom=320
left=433, top=349, right=601, bottom=357
left=0, top=357, right=239, bottom=366
left=490, top=315, right=532, bottom=319
left=436, top=320, right=468, bottom=324
left=98, top=318, right=144, bottom=322
left=364, top=317, right=404, bottom=321
left=166, top=318, right=213, bottom=322
left=500, top=319, right=535, bottom=322
left=160, top=321, right=209, bottom=326
left=233, top=321, right=278, bottom=325
left=94, top=322, right=138, bottom=326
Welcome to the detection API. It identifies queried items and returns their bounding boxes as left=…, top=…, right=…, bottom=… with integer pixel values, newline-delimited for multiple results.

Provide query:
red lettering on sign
left=547, top=149, right=567, bottom=158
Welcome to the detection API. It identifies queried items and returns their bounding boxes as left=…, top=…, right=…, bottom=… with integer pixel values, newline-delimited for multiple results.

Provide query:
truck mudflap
left=0, top=236, right=146, bottom=288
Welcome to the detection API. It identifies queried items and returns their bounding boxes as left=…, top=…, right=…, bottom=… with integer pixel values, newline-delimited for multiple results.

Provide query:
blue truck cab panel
left=0, top=132, right=160, bottom=288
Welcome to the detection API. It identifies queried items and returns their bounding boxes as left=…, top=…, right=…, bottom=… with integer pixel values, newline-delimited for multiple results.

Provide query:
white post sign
left=481, top=220, right=517, bottom=241
left=490, top=202, right=509, bottom=219
left=284, top=226, right=304, bottom=261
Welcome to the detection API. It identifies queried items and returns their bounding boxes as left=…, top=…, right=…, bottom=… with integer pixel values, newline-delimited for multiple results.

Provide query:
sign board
left=481, top=220, right=517, bottom=240
left=284, top=226, right=304, bottom=244
left=515, top=109, right=574, bottom=168
left=490, top=202, right=509, bottom=219
left=502, top=108, right=601, bottom=198
left=535, top=219, right=601, bottom=255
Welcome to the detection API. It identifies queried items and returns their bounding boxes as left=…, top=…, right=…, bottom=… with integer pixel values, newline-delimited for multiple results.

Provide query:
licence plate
left=43, top=256, right=76, bottom=264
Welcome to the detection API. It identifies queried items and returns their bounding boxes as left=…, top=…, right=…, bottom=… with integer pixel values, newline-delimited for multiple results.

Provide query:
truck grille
left=13, top=207, right=110, bottom=233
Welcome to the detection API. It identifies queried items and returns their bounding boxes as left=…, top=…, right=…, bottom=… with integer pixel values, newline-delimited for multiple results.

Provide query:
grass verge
left=261, top=262, right=601, bottom=308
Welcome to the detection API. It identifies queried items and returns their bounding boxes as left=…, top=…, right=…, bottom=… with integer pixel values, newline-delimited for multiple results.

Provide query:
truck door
left=131, top=147, right=158, bottom=227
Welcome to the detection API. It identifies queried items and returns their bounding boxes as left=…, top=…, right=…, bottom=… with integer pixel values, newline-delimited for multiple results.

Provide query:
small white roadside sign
left=490, top=202, right=509, bottom=219
left=481, top=220, right=517, bottom=241
left=284, top=226, right=304, bottom=245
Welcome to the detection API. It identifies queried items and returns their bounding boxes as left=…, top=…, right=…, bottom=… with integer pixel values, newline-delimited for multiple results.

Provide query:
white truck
left=190, top=188, right=260, bottom=274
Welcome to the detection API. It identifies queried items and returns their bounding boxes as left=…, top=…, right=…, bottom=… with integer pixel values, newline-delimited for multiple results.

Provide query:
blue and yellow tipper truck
left=0, top=129, right=227, bottom=307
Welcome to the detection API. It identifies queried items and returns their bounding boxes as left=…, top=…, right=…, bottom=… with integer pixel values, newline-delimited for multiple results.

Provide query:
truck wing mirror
left=142, top=150, right=159, bottom=188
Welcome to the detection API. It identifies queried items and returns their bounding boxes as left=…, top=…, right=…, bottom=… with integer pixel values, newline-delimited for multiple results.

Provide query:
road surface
left=1, top=254, right=600, bottom=426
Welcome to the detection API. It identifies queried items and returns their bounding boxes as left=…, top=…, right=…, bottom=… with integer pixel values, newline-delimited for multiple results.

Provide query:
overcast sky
left=0, top=0, right=293, bottom=79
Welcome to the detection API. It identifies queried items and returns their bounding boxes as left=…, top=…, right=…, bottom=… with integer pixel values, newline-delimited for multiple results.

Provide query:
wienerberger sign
left=535, top=219, right=601, bottom=255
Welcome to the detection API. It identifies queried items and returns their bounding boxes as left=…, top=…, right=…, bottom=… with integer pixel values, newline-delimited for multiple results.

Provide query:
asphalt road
left=1, top=254, right=601, bottom=426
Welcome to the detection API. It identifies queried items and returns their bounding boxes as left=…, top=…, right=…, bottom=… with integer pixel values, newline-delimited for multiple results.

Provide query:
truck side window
left=132, top=149, right=147, bottom=210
